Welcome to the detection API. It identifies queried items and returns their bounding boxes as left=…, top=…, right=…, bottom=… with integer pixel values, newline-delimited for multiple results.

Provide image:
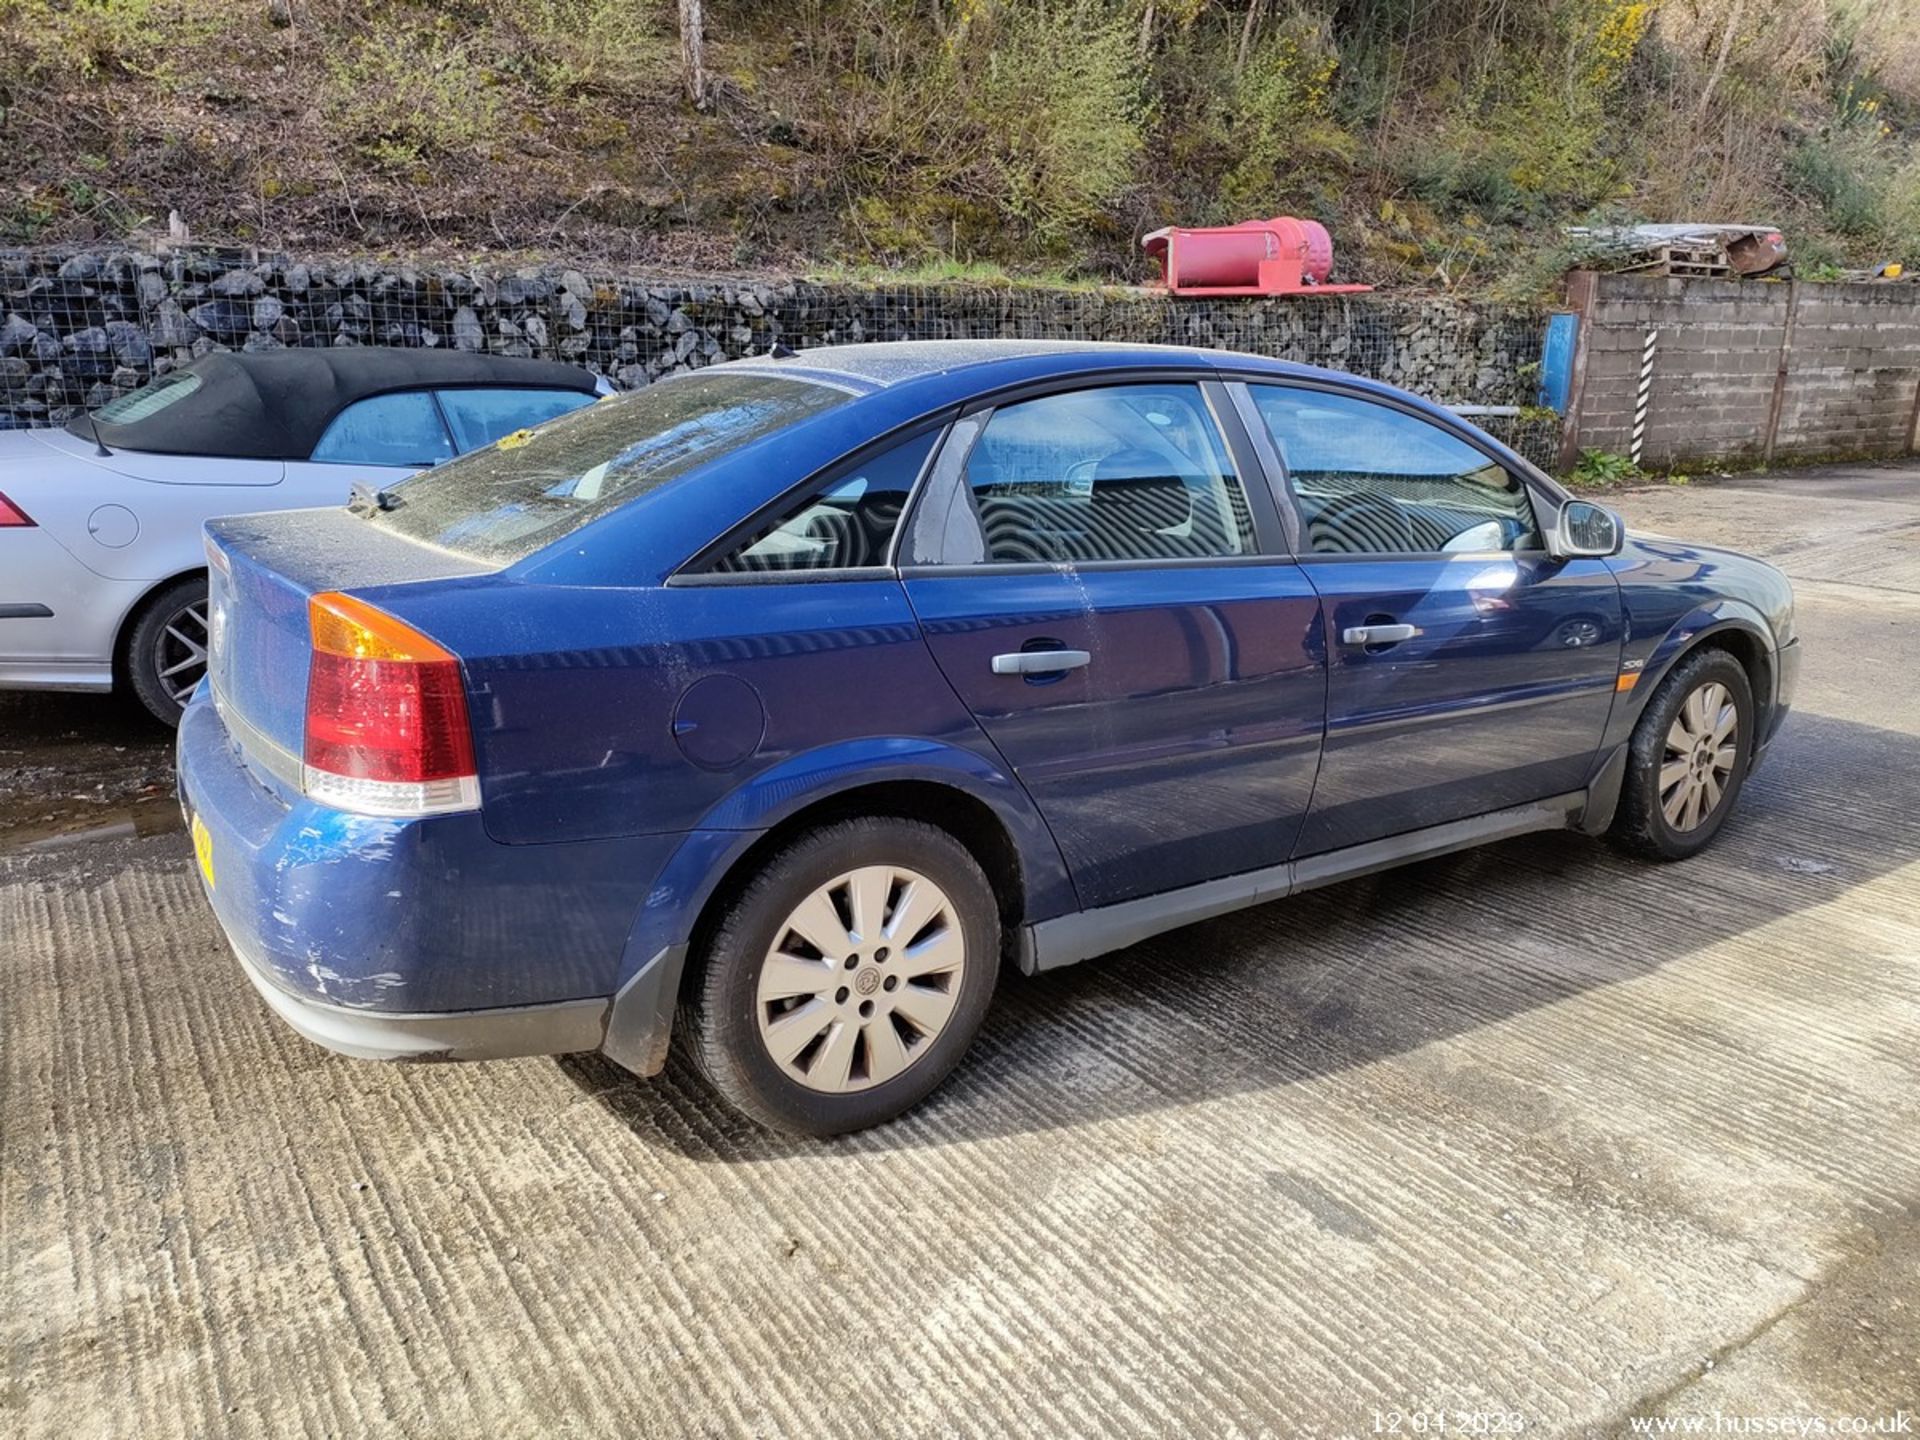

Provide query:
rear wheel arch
left=114, top=566, right=209, bottom=672
left=685, top=779, right=1028, bottom=981
left=678, top=811, right=1004, bottom=1133
left=115, top=567, right=210, bottom=722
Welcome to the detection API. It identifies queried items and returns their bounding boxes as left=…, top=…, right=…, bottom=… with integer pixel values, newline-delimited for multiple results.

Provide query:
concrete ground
left=4, top=464, right=1918, bottom=1439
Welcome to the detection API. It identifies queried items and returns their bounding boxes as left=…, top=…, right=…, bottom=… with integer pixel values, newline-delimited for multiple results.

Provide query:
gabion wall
left=0, top=246, right=1556, bottom=464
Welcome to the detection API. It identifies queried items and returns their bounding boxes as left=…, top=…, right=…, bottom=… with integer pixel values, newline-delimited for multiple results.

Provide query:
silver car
left=0, top=349, right=608, bottom=722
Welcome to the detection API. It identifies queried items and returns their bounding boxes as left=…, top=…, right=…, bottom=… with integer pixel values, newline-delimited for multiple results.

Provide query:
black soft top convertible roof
left=68, top=349, right=599, bottom=460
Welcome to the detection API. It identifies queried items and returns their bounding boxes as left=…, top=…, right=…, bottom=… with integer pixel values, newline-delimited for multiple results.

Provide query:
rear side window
left=709, top=431, right=940, bottom=573
left=368, top=372, right=849, bottom=565
left=1250, top=386, right=1540, bottom=555
left=311, top=392, right=455, bottom=468
left=437, top=387, right=596, bottom=453
left=962, top=383, right=1255, bottom=564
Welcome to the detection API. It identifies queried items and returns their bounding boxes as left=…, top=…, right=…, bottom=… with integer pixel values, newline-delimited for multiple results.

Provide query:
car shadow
left=559, top=706, right=1908, bottom=1162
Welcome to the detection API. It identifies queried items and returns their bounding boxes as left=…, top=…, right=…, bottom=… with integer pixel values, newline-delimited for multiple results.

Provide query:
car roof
left=71, top=348, right=599, bottom=461
left=729, top=338, right=1331, bottom=393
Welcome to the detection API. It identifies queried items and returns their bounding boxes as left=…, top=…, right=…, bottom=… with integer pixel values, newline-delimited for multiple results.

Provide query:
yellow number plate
left=190, top=812, right=216, bottom=890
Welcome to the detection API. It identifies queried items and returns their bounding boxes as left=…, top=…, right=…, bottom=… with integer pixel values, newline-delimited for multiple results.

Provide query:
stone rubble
left=0, top=246, right=1556, bottom=463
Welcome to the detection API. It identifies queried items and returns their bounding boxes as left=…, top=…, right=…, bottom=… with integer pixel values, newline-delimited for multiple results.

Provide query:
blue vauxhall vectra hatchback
left=177, top=341, right=1799, bottom=1134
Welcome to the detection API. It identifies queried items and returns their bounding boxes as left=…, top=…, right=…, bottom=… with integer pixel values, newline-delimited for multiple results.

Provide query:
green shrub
left=965, top=3, right=1145, bottom=245
left=495, top=0, right=671, bottom=99
left=1878, top=156, right=1920, bottom=260
left=1217, top=15, right=1353, bottom=216
left=1571, top=448, right=1644, bottom=487
left=5, top=0, right=205, bottom=82
left=831, top=0, right=1144, bottom=257
left=1376, top=0, right=1651, bottom=228
left=327, top=20, right=501, bottom=171
left=1788, top=135, right=1883, bottom=236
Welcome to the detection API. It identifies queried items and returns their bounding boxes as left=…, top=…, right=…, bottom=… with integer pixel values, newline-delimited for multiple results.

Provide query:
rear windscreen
left=69, top=370, right=203, bottom=433
left=366, top=371, right=850, bottom=564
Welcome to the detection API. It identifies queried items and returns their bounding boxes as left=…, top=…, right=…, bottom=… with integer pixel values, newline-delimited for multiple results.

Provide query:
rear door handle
left=1341, top=623, right=1418, bottom=646
left=991, top=649, right=1091, bottom=675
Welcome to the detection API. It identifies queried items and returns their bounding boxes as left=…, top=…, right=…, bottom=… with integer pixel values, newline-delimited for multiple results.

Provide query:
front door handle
left=991, top=649, right=1092, bottom=676
left=1341, top=623, right=1418, bottom=647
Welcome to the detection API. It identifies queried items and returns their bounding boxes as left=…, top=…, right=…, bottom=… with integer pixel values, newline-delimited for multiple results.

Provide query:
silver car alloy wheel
left=153, top=598, right=210, bottom=708
left=1661, top=680, right=1738, bottom=832
left=754, top=865, right=966, bottom=1094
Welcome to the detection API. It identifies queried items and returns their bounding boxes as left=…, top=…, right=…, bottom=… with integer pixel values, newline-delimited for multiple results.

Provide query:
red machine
left=1142, top=217, right=1372, bottom=297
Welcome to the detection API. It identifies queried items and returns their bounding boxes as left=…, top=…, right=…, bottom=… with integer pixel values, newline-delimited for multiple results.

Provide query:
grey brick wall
left=1568, top=273, right=1920, bottom=469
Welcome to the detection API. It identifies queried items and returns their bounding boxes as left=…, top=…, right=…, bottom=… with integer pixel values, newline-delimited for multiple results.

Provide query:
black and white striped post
left=1630, top=328, right=1658, bottom=467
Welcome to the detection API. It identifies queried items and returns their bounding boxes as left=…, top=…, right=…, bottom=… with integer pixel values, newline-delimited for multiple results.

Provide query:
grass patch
left=806, top=258, right=1116, bottom=291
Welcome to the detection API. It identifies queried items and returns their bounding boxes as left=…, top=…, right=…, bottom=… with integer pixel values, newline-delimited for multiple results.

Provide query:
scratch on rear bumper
left=225, top=924, right=610, bottom=1062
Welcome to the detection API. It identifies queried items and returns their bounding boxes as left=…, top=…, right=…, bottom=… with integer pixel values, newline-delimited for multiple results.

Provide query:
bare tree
left=1696, top=0, right=1745, bottom=126
left=1237, top=0, right=1268, bottom=76
left=678, top=0, right=711, bottom=110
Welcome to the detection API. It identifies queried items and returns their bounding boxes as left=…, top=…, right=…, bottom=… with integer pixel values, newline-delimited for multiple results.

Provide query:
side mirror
left=1553, top=500, right=1623, bottom=559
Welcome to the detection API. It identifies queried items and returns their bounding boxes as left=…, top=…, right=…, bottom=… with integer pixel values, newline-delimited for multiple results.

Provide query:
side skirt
left=1022, top=791, right=1587, bottom=975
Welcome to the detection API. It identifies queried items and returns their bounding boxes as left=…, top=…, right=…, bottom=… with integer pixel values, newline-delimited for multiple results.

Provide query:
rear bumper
left=224, top=911, right=689, bottom=1068
left=228, top=925, right=611, bottom=1061
left=176, top=690, right=697, bottom=1074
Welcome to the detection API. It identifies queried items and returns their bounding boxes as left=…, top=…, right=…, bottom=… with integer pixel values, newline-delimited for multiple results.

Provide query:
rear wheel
left=681, top=817, right=999, bottom=1135
left=123, top=575, right=211, bottom=727
left=1609, top=647, right=1754, bottom=861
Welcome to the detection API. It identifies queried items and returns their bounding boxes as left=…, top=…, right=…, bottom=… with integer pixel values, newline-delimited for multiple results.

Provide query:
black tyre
left=1609, top=646, right=1755, bottom=862
left=681, top=817, right=1000, bottom=1136
left=123, top=574, right=210, bottom=727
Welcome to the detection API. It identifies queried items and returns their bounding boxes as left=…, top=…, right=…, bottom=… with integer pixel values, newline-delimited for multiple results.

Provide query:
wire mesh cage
left=0, top=246, right=1557, bottom=466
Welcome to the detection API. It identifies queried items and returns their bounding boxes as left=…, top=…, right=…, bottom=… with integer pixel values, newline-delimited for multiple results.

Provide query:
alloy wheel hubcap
left=1661, top=681, right=1738, bottom=832
left=755, top=865, right=965, bottom=1093
left=154, top=600, right=210, bottom=708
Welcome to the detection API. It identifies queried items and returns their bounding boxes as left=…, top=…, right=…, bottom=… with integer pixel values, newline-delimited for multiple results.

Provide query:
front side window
left=1250, top=386, right=1540, bottom=555
left=710, top=431, right=940, bottom=573
left=961, top=383, right=1255, bottom=564
left=367, top=372, right=849, bottom=565
left=310, top=392, right=455, bottom=468
left=437, top=387, right=596, bottom=454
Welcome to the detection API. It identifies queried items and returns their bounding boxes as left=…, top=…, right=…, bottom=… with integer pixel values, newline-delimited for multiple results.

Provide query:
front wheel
left=1609, top=647, right=1755, bottom=861
left=680, top=817, right=1000, bottom=1136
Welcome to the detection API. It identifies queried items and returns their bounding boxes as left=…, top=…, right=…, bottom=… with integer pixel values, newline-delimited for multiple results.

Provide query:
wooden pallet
left=1611, top=243, right=1731, bottom=279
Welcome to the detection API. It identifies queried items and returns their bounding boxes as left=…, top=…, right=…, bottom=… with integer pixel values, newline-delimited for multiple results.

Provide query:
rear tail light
left=302, top=591, right=479, bottom=817
left=0, top=492, right=34, bottom=527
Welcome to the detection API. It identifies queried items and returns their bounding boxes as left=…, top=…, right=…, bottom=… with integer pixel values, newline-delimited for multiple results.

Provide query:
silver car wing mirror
left=1553, top=500, right=1624, bottom=559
